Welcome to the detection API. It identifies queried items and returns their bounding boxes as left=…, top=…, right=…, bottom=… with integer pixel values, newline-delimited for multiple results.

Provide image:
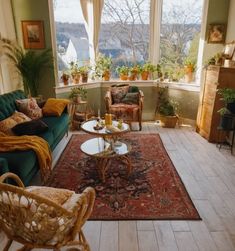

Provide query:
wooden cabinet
left=197, top=66, right=235, bottom=142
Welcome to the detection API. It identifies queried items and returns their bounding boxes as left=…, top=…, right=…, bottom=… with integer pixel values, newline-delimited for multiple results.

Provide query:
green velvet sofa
left=0, top=90, right=69, bottom=185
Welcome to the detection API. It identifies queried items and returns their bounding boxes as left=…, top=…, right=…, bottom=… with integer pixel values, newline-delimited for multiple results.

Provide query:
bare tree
left=160, top=0, right=202, bottom=70
left=100, top=0, right=150, bottom=64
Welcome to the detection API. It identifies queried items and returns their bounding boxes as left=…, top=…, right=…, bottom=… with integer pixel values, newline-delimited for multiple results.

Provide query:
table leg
left=119, top=155, right=132, bottom=175
left=95, top=158, right=110, bottom=182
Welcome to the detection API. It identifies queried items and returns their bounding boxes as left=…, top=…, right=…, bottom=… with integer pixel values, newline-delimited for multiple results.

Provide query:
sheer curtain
left=80, top=0, right=104, bottom=64
left=0, top=0, right=19, bottom=94
left=149, top=0, right=162, bottom=64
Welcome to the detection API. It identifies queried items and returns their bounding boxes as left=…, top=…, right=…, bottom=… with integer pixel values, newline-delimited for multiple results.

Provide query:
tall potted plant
left=95, top=53, right=112, bottom=81
left=184, top=59, right=196, bottom=83
left=116, top=66, right=129, bottom=80
left=157, top=86, right=178, bottom=128
left=217, top=88, right=235, bottom=129
left=70, top=61, right=80, bottom=84
left=1, top=37, right=53, bottom=97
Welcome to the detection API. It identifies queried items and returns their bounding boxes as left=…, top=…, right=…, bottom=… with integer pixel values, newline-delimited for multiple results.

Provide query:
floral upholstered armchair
left=105, top=85, right=144, bottom=130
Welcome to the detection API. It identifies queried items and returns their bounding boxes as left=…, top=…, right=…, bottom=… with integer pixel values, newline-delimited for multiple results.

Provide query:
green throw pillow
left=128, top=86, right=139, bottom=93
left=122, top=93, right=139, bottom=104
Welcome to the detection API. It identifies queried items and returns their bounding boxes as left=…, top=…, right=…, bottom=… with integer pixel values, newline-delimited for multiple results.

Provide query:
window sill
left=55, top=79, right=200, bottom=94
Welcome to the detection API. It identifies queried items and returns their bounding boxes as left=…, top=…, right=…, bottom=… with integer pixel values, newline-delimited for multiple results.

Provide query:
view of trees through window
left=160, top=0, right=203, bottom=81
left=53, top=0, right=203, bottom=82
left=99, top=0, right=150, bottom=77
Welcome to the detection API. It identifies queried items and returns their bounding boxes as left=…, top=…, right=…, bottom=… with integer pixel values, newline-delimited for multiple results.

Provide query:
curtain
left=149, top=0, right=162, bottom=65
left=0, top=0, right=19, bottom=94
left=80, top=0, right=104, bottom=64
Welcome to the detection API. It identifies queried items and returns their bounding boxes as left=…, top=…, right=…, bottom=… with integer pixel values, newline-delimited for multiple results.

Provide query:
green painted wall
left=57, top=85, right=199, bottom=121
left=202, top=0, right=230, bottom=63
left=11, top=0, right=56, bottom=98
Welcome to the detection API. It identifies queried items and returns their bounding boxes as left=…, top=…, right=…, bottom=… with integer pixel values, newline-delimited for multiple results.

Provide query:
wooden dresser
left=197, top=66, right=235, bottom=142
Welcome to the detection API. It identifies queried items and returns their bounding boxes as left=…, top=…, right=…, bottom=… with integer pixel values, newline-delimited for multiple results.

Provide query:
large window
left=160, top=0, right=203, bottom=82
left=53, top=0, right=89, bottom=74
left=99, top=0, right=150, bottom=77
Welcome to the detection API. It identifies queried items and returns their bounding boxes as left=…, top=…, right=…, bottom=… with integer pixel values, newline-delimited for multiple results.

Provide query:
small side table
left=69, top=101, right=91, bottom=130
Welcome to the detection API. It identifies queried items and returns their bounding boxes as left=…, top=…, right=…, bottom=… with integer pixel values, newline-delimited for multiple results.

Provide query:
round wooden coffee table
left=80, top=119, right=132, bottom=182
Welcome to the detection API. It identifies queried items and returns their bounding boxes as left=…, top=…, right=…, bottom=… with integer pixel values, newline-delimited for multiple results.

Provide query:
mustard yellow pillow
left=42, top=98, right=70, bottom=116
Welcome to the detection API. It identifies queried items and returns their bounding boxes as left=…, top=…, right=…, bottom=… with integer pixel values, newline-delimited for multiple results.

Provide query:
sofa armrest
left=105, top=91, right=112, bottom=113
left=0, top=157, right=9, bottom=176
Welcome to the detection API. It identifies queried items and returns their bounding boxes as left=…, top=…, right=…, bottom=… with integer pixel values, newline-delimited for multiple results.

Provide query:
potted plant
left=0, top=37, right=53, bottom=97
left=116, top=66, right=129, bottom=80
left=61, top=71, right=70, bottom=85
left=157, top=86, right=178, bottom=128
left=95, top=54, right=112, bottom=81
left=70, top=61, right=80, bottom=84
left=184, top=59, right=196, bottom=83
left=69, top=87, right=87, bottom=103
left=79, top=65, right=90, bottom=83
left=217, top=88, right=235, bottom=129
left=129, top=65, right=140, bottom=81
left=140, top=62, right=157, bottom=80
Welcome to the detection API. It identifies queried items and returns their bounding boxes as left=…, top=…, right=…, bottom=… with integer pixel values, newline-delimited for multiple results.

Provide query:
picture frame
left=223, top=41, right=235, bottom=59
left=21, top=20, right=45, bottom=49
left=207, top=24, right=226, bottom=44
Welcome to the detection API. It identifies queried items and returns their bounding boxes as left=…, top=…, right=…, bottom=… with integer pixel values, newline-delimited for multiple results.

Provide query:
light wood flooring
left=1, top=122, right=235, bottom=251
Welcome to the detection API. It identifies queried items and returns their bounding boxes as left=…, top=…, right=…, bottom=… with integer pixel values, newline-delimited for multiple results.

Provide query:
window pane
left=160, top=0, right=203, bottom=82
left=99, top=0, right=150, bottom=77
left=53, top=0, right=89, bottom=75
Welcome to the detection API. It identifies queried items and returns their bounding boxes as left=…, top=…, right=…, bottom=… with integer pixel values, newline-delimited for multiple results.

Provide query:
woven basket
left=160, top=115, right=178, bottom=128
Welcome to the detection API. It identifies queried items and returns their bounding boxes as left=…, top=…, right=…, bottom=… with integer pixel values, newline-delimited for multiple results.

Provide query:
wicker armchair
left=0, top=172, right=95, bottom=251
left=105, top=87, right=144, bottom=130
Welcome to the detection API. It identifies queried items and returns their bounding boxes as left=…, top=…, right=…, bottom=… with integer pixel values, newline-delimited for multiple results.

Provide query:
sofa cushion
left=111, top=85, right=129, bottom=104
left=12, top=119, right=48, bottom=136
left=42, top=98, right=70, bottom=117
left=0, top=111, right=31, bottom=135
left=0, top=90, right=26, bottom=121
left=16, top=98, right=42, bottom=120
left=122, top=92, right=139, bottom=104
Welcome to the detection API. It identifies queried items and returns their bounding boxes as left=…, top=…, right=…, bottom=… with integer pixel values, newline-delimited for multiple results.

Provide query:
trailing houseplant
left=157, top=86, right=178, bottom=128
left=217, top=88, right=235, bottom=129
left=0, top=37, right=53, bottom=97
left=116, top=66, right=129, bottom=81
left=69, top=87, right=87, bottom=103
left=95, top=53, right=112, bottom=81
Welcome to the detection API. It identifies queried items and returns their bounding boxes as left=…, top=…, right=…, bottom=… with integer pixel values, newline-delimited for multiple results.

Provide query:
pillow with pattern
left=0, top=111, right=31, bottom=135
left=121, top=92, right=139, bottom=104
left=111, top=85, right=129, bottom=104
left=16, top=98, right=42, bottom=120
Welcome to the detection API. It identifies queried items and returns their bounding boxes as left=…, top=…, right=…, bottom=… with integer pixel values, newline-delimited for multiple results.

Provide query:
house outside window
left=53, top=0, right=89, bottom=76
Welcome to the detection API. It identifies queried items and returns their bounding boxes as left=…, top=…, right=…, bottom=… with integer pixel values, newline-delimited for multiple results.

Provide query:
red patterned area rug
left=47, top=133, right=201, bottom=220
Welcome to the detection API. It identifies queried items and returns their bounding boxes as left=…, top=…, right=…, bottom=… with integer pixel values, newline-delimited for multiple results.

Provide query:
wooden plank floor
left=1, top=122, right=235, bottom=251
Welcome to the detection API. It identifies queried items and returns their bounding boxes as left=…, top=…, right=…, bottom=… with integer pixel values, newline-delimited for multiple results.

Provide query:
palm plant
left=0, top=37, right=53, bottom=96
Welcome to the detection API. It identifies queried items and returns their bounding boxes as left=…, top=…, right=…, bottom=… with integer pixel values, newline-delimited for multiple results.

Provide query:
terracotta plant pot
left=185, top=72, right=193, bottom=83
left=102, top=70, right=110, bottom=81
left=120, top=74, right=128, bottom=81
left=81, top=73, right=88, bottom=83
left=160, top=115, right=178, bottom=128
left=129, top=72, right=138, bottom=81
left=62, top=79, right=69, bottom=85
left=72, top=74, right=80, bottom=84
left=141, top=71, right=149, bottom=80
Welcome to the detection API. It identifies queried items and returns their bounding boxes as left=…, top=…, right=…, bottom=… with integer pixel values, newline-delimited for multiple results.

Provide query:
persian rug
left=47, top=133, right=201, bottom=220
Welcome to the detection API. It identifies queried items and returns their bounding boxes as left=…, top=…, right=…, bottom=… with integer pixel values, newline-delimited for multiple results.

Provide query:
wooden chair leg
left=139, top=120, right=142, bottom=131
left=3, top=239, right=13, bottom=251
